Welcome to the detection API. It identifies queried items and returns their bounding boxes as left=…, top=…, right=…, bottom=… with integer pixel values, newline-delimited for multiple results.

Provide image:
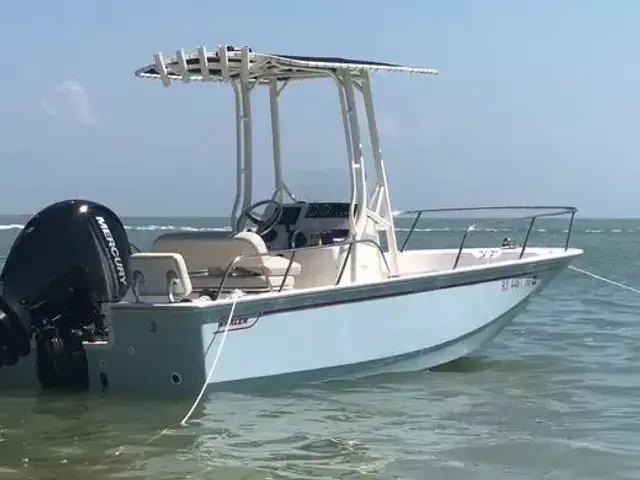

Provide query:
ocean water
left=0, top=214, right=639, bottom=479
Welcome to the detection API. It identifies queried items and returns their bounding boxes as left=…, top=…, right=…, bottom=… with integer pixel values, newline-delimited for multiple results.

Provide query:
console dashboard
left=262, top=201, right=355, bottom=250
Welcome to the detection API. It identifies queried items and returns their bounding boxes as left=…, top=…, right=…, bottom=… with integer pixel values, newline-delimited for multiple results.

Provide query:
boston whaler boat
left=0, top=45, right=582, bottom=396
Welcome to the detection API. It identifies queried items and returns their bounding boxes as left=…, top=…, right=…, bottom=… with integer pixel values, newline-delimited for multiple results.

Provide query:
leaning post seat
left=128, top=252, right=193, bottom=303
left=151, top=231, right=302, bottom=293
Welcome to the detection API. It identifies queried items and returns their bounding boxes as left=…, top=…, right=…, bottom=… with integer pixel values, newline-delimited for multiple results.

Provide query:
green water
left=0, top=216, right=638, bottom=479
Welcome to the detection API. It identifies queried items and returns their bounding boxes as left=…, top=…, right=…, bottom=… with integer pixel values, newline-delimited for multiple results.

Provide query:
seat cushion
left=153, top=231, right=302, bottom=277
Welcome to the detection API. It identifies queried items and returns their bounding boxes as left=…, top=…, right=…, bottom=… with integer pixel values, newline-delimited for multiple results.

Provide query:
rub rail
left=397, top=205, right=577, bottom=269
left=213, top=238, right=392, bottom=300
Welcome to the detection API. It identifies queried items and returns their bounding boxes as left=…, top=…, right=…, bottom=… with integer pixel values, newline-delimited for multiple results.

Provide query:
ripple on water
left=2, top=226, right=640, bottom=478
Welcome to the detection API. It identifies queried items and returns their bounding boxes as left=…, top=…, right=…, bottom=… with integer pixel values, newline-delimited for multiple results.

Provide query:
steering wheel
left=235, top=199, right=284, bottom=236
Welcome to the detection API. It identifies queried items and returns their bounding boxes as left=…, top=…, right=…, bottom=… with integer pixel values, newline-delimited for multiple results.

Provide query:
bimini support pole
left=342, top=71, right=368, bottom=237
left=239, top=46, right=253, bottom=212
left=269, top=78, right=285, bottom=203
left=334, top=76, right=357, bottom=237
left=230, top=82, right=244, bottom=227
left=217, top=46, right=244, bottom=228
left=342, top=70, right=369, bottom=283
left=361, top=71, right=399, bottom=275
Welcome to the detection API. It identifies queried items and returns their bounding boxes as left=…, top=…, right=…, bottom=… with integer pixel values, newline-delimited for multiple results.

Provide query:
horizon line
left=0, top=213, right=637, bottom=221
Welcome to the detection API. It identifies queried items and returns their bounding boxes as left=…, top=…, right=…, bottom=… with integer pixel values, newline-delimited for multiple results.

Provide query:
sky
left=0, top=0, right=638, bottom=217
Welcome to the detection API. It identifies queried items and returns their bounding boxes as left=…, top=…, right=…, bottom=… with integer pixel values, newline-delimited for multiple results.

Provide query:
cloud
left=41, top=80, right=98, bottom=127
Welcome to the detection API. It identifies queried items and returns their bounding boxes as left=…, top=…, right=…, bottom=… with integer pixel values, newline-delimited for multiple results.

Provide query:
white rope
left=569, top=266, right=640, bottom=295
left=149, top=288, right=244, bottom=443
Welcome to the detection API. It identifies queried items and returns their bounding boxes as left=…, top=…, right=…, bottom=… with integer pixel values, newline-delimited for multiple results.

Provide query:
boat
left=0, top=45, right=582, bottom=397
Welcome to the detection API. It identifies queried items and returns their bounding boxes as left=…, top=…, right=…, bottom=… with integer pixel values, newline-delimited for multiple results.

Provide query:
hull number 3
left=501, top=276, right=538, bottom=292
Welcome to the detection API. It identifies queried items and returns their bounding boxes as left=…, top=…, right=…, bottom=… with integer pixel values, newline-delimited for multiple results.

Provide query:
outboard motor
left=0, top=199, right=132, bottom=390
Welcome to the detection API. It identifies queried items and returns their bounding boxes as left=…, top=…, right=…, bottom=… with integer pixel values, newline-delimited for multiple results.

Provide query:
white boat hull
left=0, top=250, right=576, bottom=397
left=0, top=44, right=584, bottom=399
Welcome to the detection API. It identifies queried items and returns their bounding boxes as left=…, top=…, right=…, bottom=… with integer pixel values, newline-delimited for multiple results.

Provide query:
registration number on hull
left=501, top=276, right=538, bottom=292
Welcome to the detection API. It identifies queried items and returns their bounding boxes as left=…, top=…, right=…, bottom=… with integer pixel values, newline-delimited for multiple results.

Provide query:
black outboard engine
left=0, top=199, right=132, bottom=390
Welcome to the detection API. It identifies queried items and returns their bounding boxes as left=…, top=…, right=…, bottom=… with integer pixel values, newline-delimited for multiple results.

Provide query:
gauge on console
left=306, top=204, right=318, bottom=217
left=319, top=203, right=331, bottom=217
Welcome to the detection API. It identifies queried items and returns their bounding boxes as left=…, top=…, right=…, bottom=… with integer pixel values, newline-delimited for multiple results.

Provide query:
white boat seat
left=129, top=252, right=193, bottom=303
left=152, top=231, right=302, bottom=291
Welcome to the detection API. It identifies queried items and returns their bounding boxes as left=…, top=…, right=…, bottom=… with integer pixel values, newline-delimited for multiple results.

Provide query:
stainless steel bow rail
left=211, top=238, right=393, bottom=300
left=397, top=205, right=577, bottom=269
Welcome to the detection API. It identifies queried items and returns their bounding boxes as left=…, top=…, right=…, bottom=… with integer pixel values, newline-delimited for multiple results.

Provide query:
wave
left=0, top=224, right=635, bottom=234
left=122, top=225, right=231, bottom=232
left=409, top=228, right=640, bottom=234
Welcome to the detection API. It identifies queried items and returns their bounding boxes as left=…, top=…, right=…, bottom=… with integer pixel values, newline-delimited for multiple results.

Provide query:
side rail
left=396, top=205, right=577, bottom=269
left=214, top=238, right=392, bottom=300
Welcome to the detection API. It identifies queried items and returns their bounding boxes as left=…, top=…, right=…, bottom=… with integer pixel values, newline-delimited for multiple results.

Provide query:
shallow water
left=1, top=216, right=639, bottom=479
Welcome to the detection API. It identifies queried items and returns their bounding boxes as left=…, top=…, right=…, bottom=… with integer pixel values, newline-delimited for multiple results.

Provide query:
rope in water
left=148, top=288, right=244, bottom=443
left=569, top=266, right=640, bottom=295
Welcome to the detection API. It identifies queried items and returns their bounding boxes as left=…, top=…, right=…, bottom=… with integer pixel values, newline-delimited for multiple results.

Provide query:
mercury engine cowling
left=0, top=199, right=132, bottom=390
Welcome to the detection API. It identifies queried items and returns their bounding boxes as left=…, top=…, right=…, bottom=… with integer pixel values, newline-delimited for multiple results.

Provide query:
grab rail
left=213, top=237, right=392, bottom=300
left=396, top=205, right=577, bottom=269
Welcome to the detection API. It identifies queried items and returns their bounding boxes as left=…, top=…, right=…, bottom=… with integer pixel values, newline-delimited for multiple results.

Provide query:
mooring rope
left=569, top=266, right=640, bottom=296
left=148, top=289, right=244, bottom=443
